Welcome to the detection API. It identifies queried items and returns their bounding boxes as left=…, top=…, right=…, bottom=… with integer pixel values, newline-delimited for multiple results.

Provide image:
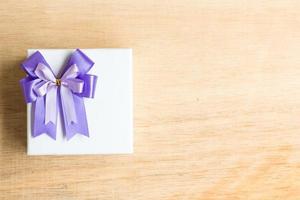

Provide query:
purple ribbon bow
left=20, top=49, right=97, bottom=140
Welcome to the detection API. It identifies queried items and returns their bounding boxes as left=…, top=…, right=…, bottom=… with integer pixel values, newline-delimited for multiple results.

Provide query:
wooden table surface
left=1, top=0, right=300, bottom=199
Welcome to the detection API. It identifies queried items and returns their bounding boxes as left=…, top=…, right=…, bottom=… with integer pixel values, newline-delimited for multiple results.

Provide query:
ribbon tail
left=45, top=86, right=58, bottom=124
left=32, top=96, right=57, bottom=140
left=60, top=86, right=89, bottom=140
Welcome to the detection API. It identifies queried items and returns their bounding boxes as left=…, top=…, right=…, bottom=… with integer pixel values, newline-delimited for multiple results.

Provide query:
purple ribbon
left=20, top=49, right=97, bottom=140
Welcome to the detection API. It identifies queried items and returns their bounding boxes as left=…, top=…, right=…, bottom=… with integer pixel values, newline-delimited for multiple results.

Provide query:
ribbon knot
left=20, top=49, right=98, bottom=140
left=56, top=79, right=61, bottom=86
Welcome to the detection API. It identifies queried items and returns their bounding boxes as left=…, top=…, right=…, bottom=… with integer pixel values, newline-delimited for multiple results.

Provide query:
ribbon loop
left=62, top=78, right=84, bottom=94
left=35, top=63, right=56, bottom=82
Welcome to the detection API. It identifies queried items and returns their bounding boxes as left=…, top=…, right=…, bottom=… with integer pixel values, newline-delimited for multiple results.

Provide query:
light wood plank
left=1, top=0, right=300, bottom=199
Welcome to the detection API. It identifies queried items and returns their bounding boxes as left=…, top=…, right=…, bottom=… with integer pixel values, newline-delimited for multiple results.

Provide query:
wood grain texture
left=1, top=0, right=300, bottom=199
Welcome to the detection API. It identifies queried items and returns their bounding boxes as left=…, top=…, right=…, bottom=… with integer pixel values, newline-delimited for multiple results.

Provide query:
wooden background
left=1, top=0, right=300, bottom=199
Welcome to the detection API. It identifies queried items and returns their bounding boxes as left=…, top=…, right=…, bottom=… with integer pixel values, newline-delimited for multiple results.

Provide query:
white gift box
left=26, top=49, right=133, bottom=155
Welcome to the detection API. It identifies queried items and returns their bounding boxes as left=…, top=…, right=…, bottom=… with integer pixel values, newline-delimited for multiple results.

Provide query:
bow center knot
left=55, top=79, right=61, bottom=86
